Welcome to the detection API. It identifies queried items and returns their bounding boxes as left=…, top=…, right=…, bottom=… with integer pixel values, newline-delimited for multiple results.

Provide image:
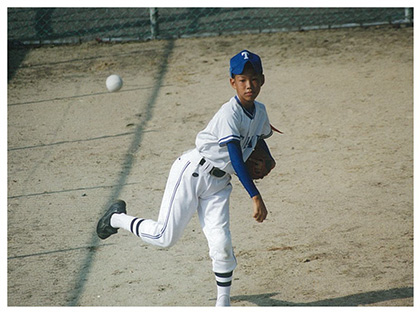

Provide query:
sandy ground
left=7, top=25, right=413, bottom=307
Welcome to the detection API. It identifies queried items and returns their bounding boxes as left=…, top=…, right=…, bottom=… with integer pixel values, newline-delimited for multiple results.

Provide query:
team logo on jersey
left=243, top=134, right=262, bottom=149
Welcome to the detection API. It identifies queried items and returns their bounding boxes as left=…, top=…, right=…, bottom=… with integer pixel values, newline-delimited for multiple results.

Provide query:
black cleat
left=96, top=200, right=127, bottom=239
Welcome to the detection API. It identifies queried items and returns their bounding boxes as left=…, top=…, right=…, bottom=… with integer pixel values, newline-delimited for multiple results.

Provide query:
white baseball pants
left=137, top=149, right=237, bottom=273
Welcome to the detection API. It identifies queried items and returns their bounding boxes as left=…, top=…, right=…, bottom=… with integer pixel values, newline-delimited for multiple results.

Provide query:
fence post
left=150, top=8, right=159, bottom=39
left=404, top=8, right=412, bottom=23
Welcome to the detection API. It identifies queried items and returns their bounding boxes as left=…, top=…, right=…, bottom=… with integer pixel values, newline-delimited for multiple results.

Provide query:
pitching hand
left=252, top=194, right=268, bottom=223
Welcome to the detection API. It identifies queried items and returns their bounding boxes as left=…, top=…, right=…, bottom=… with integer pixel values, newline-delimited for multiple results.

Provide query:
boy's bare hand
left=252, top=194, right=268, bottom=223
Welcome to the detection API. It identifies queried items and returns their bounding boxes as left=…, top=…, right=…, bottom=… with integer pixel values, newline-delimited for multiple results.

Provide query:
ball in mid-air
left=106, top=74, right=123, bottom=92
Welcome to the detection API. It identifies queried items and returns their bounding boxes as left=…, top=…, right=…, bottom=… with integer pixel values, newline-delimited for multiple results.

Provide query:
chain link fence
left=8, top=7, right=413, bottom=46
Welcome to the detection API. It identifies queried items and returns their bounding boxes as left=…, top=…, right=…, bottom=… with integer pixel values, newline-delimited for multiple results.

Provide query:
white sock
left=215, top=271, right=233, bottom=306
left=110, top=213, right=144, bottom=237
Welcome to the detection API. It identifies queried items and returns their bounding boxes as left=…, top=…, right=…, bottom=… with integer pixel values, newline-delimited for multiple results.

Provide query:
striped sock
left=110, top=213, right=144, bottom=237
left=215, top=271, right=233, bottom=306
left=129, top=217, right=145, bottom=237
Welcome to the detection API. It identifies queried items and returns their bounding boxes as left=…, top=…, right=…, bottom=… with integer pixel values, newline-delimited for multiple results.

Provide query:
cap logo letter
left=241, top=51, right=249, bottom=60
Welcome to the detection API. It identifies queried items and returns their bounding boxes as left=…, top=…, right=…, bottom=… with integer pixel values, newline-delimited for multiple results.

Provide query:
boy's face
left=230, top=65, right=265, bottom=108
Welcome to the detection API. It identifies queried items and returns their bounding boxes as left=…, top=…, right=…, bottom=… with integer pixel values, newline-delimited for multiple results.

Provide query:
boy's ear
left=260, top=74, right=265, bottom=86
left=230, top=77, right=236, bottom=89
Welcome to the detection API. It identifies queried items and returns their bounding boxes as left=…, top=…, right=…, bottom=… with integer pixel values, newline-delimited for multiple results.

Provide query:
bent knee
left=208, top=229, right=233, bottom=258
left=156, top=232, right=179, bottom=248
left=158, top=240, right=175, bottom=249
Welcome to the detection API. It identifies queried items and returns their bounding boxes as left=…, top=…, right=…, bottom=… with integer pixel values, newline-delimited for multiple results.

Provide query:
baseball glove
left=245, top=140, right=276, bottom=180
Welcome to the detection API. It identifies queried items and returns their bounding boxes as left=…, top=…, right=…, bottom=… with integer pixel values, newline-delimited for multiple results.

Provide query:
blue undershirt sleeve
left=227, top=140, right=260, bottom=198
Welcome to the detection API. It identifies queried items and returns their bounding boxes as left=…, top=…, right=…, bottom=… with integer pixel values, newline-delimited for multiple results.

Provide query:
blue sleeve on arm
left=227, top=140, right=260, bottom=198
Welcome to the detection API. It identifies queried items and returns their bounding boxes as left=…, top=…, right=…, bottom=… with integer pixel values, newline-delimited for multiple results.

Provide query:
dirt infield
left=7, top=25, right=413, bottom=306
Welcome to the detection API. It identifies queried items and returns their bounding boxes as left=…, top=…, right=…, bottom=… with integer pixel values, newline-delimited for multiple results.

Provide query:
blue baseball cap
left=229, top=50, right=263, bottom=77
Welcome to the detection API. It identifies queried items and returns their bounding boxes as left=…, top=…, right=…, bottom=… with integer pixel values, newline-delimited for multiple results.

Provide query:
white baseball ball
left=106, top=74, right=123, bottom=92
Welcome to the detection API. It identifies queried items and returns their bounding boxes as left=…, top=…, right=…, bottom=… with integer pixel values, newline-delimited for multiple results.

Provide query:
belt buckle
left=200, top=157, right=226, bottom=178
left=210, top=167, right=226, bottom=178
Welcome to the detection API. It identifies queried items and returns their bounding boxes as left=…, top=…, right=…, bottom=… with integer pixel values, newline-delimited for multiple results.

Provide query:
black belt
left=199, top=158, right=226, bottom=178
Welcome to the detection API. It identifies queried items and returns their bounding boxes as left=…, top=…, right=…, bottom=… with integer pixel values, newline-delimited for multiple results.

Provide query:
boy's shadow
left=231, top=287, right=413, bottom=306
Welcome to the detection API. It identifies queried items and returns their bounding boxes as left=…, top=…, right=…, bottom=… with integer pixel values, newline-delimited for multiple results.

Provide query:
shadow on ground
left=8, top=46, right=30, bottom=82
left=231, top=287, right=413, bottom=306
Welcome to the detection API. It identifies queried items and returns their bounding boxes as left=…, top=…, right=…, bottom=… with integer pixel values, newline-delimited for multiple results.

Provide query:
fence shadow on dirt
left=231, top=286, right=413, bottom=306
left=8, top=45, right=30, bottom=82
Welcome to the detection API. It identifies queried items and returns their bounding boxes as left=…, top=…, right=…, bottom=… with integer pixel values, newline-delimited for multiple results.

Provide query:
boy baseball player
left=97, top=50, right=274, bottom=306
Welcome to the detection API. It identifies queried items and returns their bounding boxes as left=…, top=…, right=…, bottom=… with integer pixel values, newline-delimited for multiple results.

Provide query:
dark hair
left=231, top=62, right=260, bottom=78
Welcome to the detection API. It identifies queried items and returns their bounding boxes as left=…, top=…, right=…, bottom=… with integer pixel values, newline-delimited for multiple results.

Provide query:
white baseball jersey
left=196, top=96, right=273, bottom=174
